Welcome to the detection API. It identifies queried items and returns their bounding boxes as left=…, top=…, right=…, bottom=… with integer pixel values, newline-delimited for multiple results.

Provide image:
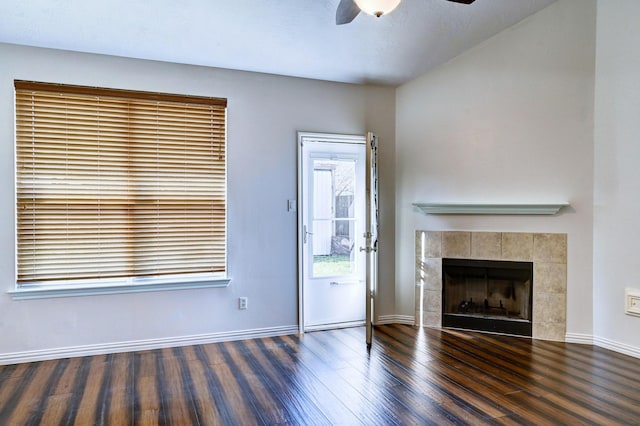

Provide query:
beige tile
left=423, top=289, right=441, bottom=313
left=415, top=258, right=426, bottom=286
left=533, top=292, right=567, bottom=325
left=414, top=286, right=422, bottom=309
left=415, top=231, right=423, bottom=258
left=533, top=322, right=566, bottom=341
left=502, top=233, right=533, bottom=261
left=423, top=312, right=442, bottom=328
left=534, top=263, right=567, bottom=294
left=415, top=258, right=442, bottom=291
left=471, top=232, right=502, bottom=259
left=442, top=231, right=471, bottom=258
left=533, top=233, right=567, bottom=263
left=416, top=230, right=442, bottom=258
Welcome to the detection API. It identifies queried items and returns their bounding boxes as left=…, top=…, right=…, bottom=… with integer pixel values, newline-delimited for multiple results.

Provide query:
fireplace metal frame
left=442, top=258, right=533, bottom=337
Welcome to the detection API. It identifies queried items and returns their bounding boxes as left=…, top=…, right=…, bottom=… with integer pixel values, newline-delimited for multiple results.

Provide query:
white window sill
left=9, top=274, right=231, bottom=300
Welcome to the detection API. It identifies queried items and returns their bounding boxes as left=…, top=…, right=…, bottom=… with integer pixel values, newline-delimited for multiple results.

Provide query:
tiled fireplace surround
left=416, top=231, right=567, bottom=341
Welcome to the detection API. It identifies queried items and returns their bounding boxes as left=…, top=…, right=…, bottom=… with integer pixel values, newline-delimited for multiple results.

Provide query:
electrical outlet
left=625, top=288, right=640, bottom=317
left=239, top=297, right=248, bottom=310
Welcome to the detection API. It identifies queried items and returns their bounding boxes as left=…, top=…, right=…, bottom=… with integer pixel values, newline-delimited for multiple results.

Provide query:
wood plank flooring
left=1, top=324, right=639, bottom=425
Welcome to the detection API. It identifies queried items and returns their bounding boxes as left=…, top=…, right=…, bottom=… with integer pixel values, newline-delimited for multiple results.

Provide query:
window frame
left=11, top=81, right=230, bottom=300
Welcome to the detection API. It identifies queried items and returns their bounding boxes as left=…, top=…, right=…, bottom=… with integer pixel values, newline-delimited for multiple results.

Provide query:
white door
left=298, top=133, right=366, bottom=331
left=364, top=132, right=379, bottom=347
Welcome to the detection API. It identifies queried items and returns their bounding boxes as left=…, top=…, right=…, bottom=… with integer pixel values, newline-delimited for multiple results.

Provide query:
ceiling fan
left=336, top=0, right=476, bottom=25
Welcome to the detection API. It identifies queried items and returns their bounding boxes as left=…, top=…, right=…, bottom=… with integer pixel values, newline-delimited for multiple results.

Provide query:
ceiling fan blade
left=445, top=0, right=476, bottom=4
left=336, top=0, right=361, bottom=25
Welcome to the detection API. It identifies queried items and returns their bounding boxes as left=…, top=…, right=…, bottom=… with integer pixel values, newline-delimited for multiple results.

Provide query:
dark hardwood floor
left=1, top=324, right=639, bottom=425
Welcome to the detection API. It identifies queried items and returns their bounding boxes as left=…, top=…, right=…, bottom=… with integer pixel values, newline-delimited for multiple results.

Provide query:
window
left=14, top=81, right=227, bottom=292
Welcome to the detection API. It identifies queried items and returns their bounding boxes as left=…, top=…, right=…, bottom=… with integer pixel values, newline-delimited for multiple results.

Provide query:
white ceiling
left=0, top=0, right=557, bottom=86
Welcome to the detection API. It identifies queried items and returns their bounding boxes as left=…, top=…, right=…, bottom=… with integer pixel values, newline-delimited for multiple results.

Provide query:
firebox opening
left=442, top=258, right=533, bottom=337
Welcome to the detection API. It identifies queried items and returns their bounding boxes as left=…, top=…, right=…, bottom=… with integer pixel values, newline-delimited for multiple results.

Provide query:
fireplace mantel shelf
left=413, top=202, right=569, bottom=215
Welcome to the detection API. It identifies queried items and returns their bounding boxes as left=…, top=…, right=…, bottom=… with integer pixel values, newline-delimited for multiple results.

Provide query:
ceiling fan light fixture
left=354, top=0, right=401, bottom=17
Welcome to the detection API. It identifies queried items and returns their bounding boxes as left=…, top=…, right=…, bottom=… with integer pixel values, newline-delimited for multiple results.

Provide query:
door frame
left=297, top=131, right=366, bottom=334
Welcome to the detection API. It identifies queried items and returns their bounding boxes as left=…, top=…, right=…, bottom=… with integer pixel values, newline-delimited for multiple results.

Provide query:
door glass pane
left=313, top=219, right=356, bottom=276
left=312, top=158, right=357, bottom=277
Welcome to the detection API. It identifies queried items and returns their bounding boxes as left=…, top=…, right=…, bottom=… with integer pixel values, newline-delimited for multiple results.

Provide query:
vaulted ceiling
left=0, top=0, right=557, bottom=86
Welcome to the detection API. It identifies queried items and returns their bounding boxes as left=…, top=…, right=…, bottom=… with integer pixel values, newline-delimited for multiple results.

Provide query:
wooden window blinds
left=15, top=81, right=227, bottom=284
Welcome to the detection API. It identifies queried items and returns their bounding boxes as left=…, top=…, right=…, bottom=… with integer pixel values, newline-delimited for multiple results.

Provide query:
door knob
left=359, top=246, right=377, bottom=253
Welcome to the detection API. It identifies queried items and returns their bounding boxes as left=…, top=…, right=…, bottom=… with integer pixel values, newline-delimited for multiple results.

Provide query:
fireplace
left=416, top=231, right=567, bottom=341
left=442, top=258, right=533, bottom=336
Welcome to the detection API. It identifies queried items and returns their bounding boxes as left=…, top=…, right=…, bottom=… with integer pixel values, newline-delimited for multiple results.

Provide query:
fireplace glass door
left=442, top=258, right=533, bottom=336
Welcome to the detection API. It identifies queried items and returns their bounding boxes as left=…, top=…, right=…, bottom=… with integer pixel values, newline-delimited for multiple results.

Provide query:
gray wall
left=5, top=0, right=640, bottom=361
left=593, top=0, right=640, bottom=352
left=395, top=0, right=597, bottom=338
left=0, top=43, right=395, bottom=359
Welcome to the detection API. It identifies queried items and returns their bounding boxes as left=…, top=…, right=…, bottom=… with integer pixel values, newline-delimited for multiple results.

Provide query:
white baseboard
left=7, top=322, right=637, bottom=366
left=304, top=320, right=365, bottom=332
left=565, top=333, right=640, bottom=359
left=0, top=325, right=299, bottom=366
left=377, top=315, right=415, bottom=325
left=594, top=336, right=640, bottom=359
left=565, top=333, right=594, bottom=345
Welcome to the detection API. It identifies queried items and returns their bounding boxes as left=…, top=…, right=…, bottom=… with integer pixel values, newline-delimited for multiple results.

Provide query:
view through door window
left=312, top=158, right=357, bottom=277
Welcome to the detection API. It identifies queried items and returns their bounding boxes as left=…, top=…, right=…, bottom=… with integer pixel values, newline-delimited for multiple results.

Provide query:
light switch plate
left=625, top=288, right=640, bottom=317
